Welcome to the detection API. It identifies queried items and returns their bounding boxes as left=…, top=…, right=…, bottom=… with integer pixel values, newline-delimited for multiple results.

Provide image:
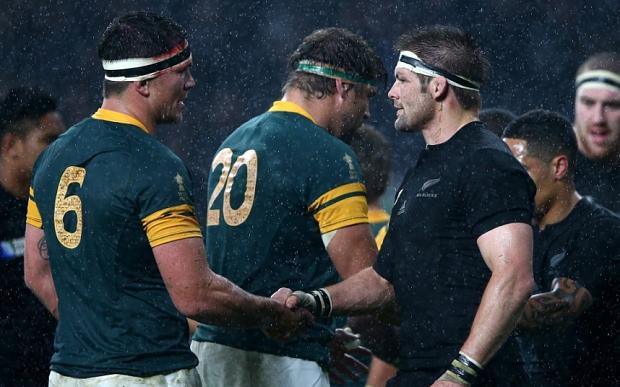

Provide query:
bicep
left=153, top=237, right=213, bottom=306
left=326, top=223, right=378, bottom=279
left=477, top=222, right=533, bottom=274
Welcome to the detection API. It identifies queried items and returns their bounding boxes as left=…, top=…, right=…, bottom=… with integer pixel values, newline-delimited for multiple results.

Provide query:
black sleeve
left=460, top=148, right=536, bottom=237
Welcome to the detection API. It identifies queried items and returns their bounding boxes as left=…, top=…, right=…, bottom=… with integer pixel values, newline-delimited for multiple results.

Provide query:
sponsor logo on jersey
left=416, top=178, right=440, bottom=198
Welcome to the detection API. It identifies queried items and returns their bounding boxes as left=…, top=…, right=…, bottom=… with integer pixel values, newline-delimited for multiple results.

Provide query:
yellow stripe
left=268, top=101, right=316, bottom=124
left=368, top=208, right=390, bottom=224
left=315, top=195, right=368, bottom=234
left=309, top=183, right=368, bottom=234
left=309, top=182, right=366, bottom=213
left=375, top=225, right=388, bottom=249
left=142, top=204, right=203, bottom=247
left=26, top=190, right=43, bottom=228
left=92, top=109, right=149, bottom=133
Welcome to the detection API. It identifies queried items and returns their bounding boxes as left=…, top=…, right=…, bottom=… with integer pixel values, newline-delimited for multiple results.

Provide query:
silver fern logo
left=417, top=178, right=440, bottom=198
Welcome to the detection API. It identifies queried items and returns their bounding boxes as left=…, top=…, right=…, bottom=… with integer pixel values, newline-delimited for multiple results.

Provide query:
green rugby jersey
left=194, top=101, right=368, bottom=369
left=26, top=109, right=202, bottom=377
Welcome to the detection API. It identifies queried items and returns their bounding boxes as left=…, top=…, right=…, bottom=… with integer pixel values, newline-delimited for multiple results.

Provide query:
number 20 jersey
left=194, top=101, right=369, bottom=367
left=26, top=109, right=202, bottom=378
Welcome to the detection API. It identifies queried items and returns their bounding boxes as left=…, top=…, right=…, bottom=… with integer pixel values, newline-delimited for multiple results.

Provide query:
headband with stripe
left=296, top=60, right=376, bottom=86
left=102, top=40, right=192, bottom=82
left=396, top=51, right=481, bottom=92
left=575, top=70, right=620, bottom=94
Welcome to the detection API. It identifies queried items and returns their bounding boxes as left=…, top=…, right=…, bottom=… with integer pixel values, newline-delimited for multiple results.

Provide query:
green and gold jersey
left=194, top=101, right=368, bottom=368
left=26, top=109, right=201, bottom=378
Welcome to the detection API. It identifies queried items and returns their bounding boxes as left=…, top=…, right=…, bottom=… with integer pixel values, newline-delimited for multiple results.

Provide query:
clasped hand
left=260, top=288, right=314, bottom=343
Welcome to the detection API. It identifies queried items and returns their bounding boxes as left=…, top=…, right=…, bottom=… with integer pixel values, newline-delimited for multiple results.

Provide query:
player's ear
left=135, top=80, right=150, bottom=97
left=553, top=155, right=569, bottom=180
left=431, top=76, right=449, bottom=100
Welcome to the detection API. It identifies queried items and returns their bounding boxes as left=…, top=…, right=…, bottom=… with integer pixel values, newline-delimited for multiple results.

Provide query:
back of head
left=394, top=25, right=490, bottom=111
left=479, top=108, right=517, bottom=137
left=347, top=124, right=392, bottom=203
left=0, top=86, right=58, bottom=139
left=282, top=27, right=387, bottom=99
left=503, top=109, right=578, bottom=176
left=98, top=11, right=190, bottom=97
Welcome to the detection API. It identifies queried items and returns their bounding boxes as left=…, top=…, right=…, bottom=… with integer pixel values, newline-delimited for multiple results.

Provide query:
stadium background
left=1, top=0, right=618, bottom=226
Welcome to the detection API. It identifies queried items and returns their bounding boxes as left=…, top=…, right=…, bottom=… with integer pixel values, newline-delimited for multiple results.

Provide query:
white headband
left=102, top=40, right=192, bottom=82
left=396, top=50, right=481, bottom=92
left=575, top=70, right=620, bottom=94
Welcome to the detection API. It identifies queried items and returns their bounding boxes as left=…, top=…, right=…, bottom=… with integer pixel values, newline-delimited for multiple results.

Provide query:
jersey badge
left=174, top=173, right=190, bottom=202
left=416, top=178, right=440, bottom=198
left=343, top=154, right=359, bottom=180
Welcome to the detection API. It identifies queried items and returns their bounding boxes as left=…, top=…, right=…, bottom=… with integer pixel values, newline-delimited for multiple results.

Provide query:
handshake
left=260, top=287, right=323, bottom=343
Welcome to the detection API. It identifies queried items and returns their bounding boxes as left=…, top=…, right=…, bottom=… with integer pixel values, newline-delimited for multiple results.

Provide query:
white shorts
left=48, top=368, right=201, bottom=387
left=190, top=341, right=329, bottom=387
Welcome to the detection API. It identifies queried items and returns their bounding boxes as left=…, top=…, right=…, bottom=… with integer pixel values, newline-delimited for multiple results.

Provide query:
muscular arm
left=286, top=266, right=395, bottom=316
left=24, top=225, right=59, bottom=319
left=460, top=222, right=535, bottom=366
left=154, top=237, right=311, bottom=334
left=517, top=277, right=593, bottom=333
left=326, top=223, right=379, bottom=279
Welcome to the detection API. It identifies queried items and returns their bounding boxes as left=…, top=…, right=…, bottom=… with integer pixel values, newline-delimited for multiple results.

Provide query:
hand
left=262, top=289, right=314, bottom=343
left=328, top=328, right=372, bottom=385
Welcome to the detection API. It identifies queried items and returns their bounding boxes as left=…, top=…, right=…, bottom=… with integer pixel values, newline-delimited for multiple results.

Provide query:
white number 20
left=207, top=148, right=258, bottom=226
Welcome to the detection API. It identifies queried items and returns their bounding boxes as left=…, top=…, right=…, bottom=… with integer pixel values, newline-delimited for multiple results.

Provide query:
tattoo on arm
left=518, top=277, right=593, bottom=333
left=37, top=236, right=49, bottom=261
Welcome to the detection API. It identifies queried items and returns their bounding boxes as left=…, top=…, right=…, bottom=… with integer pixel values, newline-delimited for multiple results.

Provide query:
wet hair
left=0, top=86, right=58, bottom=139
left=282, top=27, right=387, bottom=99
left=347, top=124, right=392, bottom=203
left=97, top=11, right=189, bottom=97
left=576, top=52, right=620, bottom=77
left=394, top=25, right=490, bottom=111
left=479, top=108, right=517, bottom=137
left=502, top=109, right=578, bottom=176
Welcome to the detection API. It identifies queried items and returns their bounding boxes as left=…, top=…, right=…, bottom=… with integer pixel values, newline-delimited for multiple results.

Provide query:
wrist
left=436, top=351, right=484, bottom=387
left=292, top=288, right=332, bottom=318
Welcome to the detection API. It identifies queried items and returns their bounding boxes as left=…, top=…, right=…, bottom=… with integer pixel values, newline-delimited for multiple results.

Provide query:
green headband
left=296, top=60, right=376, bottom=86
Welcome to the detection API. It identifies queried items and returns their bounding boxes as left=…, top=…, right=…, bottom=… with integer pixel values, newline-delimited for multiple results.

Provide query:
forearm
left=518, top=277, right=592, bottom=333
left=24, top=225, right=59, bottom=319
left=179, top=271, right=282, bottom=329
left=461, top=271, right=533, bottom=365
left=326, top=267, right=395, bottom=317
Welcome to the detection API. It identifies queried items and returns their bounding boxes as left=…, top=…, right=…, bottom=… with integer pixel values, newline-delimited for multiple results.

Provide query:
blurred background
left=1, top=0, right=618, bottom=224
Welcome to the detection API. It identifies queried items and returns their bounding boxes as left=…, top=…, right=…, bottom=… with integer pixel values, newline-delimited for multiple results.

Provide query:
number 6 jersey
left=26, top=109, right=202, bottom=378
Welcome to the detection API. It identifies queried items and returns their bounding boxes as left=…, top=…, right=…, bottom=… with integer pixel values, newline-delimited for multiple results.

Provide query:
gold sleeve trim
left=309, top=183, right=369, bottom=234
left=142, top=204, right=203, bottom=247
left=375, top=226, right=388, bottom=250
left=26, top=187, right=43, bottom=228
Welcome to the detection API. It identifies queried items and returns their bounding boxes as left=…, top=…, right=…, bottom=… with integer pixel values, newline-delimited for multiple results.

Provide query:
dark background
left=2, top=0, right=618, bottom=223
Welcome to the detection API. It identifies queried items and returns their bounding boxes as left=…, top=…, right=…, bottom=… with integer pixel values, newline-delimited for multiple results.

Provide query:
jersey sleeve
left=460, top=148, right=536, bottom=237
left=305, top=145, right=369, bottom=234
left=26, top=187, right=43, bottom=228
left=135, top=155, right=202, bottom=247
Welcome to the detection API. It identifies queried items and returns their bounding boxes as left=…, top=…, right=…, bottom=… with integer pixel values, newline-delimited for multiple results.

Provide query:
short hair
left=576, top=52, right=620, bottom=77
left=502, top=109, right=578, bottom=176
left=0, top=86, right=58, bottom=139
left=282, top=27, right=387, bottom=99
left=479, top=108, right=517, bottom=137
left=394, top=25, right=490, bottom=111
left=347, top=124, right=392, bottom=203
left=97, top=11, right=189, bottom=97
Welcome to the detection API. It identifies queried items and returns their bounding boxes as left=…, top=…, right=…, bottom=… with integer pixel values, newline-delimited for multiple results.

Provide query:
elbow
left=515, top=275, right=535, bottom=304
